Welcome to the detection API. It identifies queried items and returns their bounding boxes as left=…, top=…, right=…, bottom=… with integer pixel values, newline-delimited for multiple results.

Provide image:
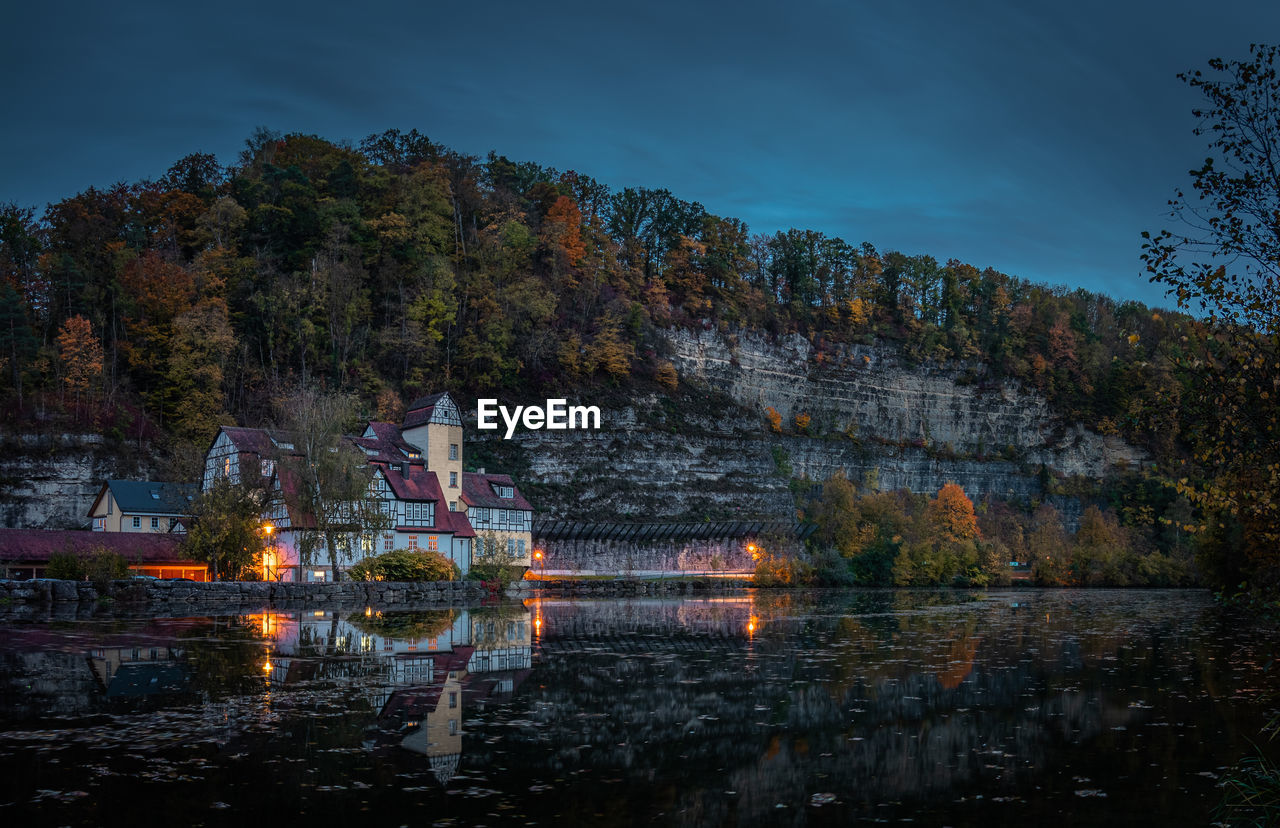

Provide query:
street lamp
left=533, top=549, right=545, bottom=579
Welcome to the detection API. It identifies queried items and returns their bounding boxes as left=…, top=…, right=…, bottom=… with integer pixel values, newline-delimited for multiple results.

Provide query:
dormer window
left=492, top=484, right=514, bottom=499
left=150, top=490, right=160, bottom=500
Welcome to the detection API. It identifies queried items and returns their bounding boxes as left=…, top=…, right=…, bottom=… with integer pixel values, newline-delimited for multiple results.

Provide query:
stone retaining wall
left=0, top=577, right=750, bottom=609
left=0, top=578, right=485, bottom=606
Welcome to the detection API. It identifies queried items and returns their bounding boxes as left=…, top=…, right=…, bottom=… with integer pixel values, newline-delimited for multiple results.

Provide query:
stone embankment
left=0, top=577, right=485, bottom=607
left=0, top=576, right=751, bottom=610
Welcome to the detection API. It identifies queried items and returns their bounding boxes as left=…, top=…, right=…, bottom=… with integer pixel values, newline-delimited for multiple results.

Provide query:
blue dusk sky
left=2, top=0, right=1276, bottom=308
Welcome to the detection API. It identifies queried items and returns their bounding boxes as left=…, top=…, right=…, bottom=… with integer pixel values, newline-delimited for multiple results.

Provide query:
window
left=449, top=501, right=457, bottom=512
left=518, top=539, right=525, bottom=556
left=261, top=458, right=274, bottom=477
left=406, top=501, right=434, bottom=525
left=449, top=444, right=458, bottom=460
left=449, top=471, right=458, bottom=488
left=94, top=518, right=104, bottom=531
left=383, top=533, right=394, bottom=552
left=150, top=517, right=159, bottom=529
left=132, top=516, right=141, bottom=528
left=449, top=691, right=457, bottom=709
left=408, top=535, right=418, bottom=550
left=493, top=484, right=514, bottom=498
left=428, top=536, right=439, bottom=552
left=507, top=538, right=516, bottom=555
left=449, top=719, right=458, bottom=735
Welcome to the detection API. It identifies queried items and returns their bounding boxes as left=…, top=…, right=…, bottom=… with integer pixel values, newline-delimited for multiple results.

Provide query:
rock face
left=0, top=435, right=146, bottom=530
left=472, top=328, right=1147, bottom=523
left=1, top=330, right=1147, bottom=530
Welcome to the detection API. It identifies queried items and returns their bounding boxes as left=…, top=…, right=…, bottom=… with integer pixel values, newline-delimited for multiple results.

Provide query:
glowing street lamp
left=533, top=549, right=545, bottom=578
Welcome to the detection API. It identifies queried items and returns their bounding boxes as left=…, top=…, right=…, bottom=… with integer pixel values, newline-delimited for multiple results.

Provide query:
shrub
left=84, top=547, right=129, bottom=588
left=46, top=551, right=85, bottom=580
left=347, top=549, right=458, bottom=582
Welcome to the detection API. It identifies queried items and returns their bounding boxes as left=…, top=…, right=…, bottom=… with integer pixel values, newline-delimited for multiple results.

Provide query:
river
left=0, top=589, right=1276, bottom=826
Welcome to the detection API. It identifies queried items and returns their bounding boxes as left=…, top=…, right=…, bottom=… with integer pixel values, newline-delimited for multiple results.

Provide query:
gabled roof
left=215, top=426, right=303, bottom=458
left=403, top=391, right=461, bottom=429
left=0, top=529, right=191, bottom=563
left=90, top=480, right=197, bottom=518
left=461, top=472, right=533, bottom=511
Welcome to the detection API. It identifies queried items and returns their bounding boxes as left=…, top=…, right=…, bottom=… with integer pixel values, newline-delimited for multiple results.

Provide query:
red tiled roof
left=462, top=472, right=533, bottom=511
left=382, top=463, right=442, bottom=502
left=0, top=529, right=194, bottom=564
left=364, top=422, right=418, bottom=455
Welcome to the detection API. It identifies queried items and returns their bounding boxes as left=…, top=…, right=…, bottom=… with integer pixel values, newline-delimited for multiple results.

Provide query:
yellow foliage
left=655, top=361, right=678, bottom=392
left=794, top=412, right=811, bottom=433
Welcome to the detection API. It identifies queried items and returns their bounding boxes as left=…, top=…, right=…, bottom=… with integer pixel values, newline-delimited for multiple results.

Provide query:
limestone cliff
left=471, top=328, right=1146, bottom=523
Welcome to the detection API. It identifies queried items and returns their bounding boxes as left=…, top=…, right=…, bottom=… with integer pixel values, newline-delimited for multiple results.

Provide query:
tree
left=275, top=387, right=386, bottom=580
left=1141, top=44, right=1280, bottom=592
left=55, top=314, right=103, bottom=409
left=183, top=477, right=267, bottom=580
left=926, top=483, right=979, bottom=543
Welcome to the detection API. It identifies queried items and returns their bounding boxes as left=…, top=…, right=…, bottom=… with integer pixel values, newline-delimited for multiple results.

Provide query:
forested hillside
left=0, top=126, right=1256, bottom=589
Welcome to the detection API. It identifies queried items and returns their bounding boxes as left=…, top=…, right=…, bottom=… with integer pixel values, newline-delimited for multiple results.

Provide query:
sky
left=2, top=0, right=1276, bottom=308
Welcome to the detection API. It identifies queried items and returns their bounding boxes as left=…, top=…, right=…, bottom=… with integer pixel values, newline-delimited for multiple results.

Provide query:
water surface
left=1, top=589, right=1276, bottom=826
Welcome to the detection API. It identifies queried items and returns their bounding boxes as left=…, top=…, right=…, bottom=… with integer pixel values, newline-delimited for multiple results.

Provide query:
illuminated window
left=408, top=535, right=418, bottom=550
left=428, top=536, right=439, bottom=552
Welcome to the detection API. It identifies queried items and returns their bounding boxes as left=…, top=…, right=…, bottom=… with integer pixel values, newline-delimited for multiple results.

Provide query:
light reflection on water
left=0, top=589, right=1276, bottom=826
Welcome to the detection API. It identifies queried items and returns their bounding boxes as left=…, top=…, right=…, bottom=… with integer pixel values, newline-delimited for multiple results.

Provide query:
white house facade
left=201, top=392, right=533, bottom=581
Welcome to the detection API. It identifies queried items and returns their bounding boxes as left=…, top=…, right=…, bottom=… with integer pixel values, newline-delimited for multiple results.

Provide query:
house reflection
left=87, top=643, right=189, bottom=699
left=250, top=605, right=533, bottom=784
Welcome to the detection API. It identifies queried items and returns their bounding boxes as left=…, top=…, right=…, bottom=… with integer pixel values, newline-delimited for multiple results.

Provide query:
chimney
left=477, top=467, right=485, bottom=475
left=401, top=461, right=411, bottom=478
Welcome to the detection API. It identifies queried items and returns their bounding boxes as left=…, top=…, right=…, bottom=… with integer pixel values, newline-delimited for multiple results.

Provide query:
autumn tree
left=926, top=482, right=979, bottom=543
left=56, top=315, right=103, bottom=409
left=1141, top=44, right=1280, bottom=593
left=183, top=477, right=267, bottom=581
left=274, top=387, right=388, bottom=580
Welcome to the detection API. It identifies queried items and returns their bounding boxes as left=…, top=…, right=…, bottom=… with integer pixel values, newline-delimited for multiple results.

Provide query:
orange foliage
left=794, top=412, right=811, bottom=433
left=56, top=315, right=103, bottom=398
left=543, top=196, right=585, bottom=267
left=765, top=406, right=782, bottom=433
left=927, top=482, right=979, bottom=542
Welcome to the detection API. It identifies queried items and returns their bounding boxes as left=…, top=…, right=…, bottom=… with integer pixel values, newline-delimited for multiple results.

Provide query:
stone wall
left=0, top=577, right=485, bottom=607
left=537, top=536, right=759, bottom=574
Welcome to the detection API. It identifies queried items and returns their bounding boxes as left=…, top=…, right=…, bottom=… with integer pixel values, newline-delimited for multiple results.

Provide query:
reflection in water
left=0, top=590, right=1276, bottom=826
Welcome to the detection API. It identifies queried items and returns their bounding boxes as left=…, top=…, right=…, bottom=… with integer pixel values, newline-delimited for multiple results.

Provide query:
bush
left=347, top=549, right=458, bottom=582
left=84, top=547, right=129, bottom=588
left=46, top=551, right=85, bottom=580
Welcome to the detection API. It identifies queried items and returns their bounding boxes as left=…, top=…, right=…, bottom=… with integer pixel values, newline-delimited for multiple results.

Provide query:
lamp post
left=261, top=522, right=275, bottom=581
left=533, top=549, right=544, bottom=579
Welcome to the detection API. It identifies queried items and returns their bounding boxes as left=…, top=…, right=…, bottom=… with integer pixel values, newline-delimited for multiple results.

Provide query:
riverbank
left=0, top=575, right=753, bottom=612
